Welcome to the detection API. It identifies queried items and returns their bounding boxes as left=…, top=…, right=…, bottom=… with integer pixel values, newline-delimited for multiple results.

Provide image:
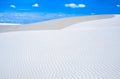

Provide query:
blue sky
left=0, top=0, right=120, bottom=24
left=0, top=0, right=120, bottom=14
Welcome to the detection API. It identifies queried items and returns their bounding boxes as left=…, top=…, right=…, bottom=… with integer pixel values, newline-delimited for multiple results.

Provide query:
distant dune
left=0, top=14, right=119, bottom=33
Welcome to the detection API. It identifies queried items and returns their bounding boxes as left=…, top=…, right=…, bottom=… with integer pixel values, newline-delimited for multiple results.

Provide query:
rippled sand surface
left=0, top=15, right=120, bottom=79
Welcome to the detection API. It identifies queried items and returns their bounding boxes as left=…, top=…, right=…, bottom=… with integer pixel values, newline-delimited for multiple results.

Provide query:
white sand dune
left=0, top=14, right=120, bottom=79
left=63, top=15, right=120, bottom=30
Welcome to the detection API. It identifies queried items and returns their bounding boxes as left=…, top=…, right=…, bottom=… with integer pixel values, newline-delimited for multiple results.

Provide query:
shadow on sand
left=0, top=14, right=114, bottom=33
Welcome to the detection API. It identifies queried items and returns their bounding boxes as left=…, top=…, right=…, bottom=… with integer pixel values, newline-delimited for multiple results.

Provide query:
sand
left=0, top=14, right=118, bottom=33
left=63, top=15, right=120, bottom=30
left=0, top=14, right=120, bottom=79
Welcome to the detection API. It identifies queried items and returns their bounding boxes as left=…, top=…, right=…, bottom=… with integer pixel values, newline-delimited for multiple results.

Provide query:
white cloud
left=116, top=4, right=120, bottom=7
left=65, top=3, right=78, bottom=8
left=10, top=5, right=16, bottom=8
left=78, top=4, right=86, bottom=8
left=65, top=3, right=86, bottom=8
left=32, top=3, right=39, bottom=7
